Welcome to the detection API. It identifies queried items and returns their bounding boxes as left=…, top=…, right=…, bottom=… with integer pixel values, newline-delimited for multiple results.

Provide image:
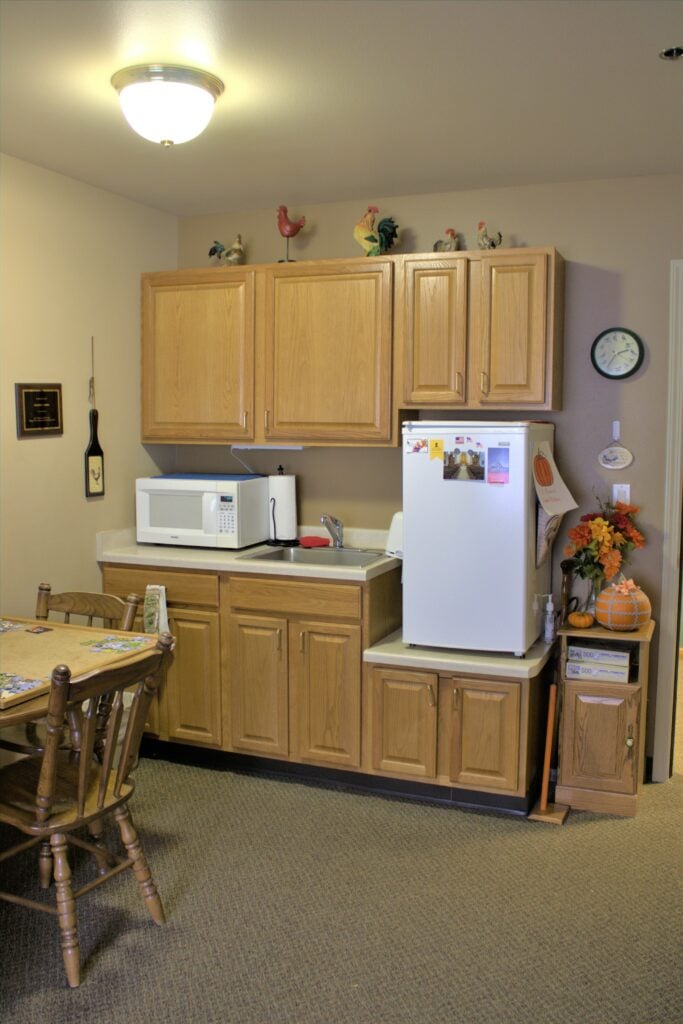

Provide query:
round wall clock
left=590, top=328, right=644, bottom=379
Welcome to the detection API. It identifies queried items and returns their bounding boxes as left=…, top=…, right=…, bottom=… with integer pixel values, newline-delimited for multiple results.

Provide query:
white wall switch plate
left=612, top=483, right=631, bottom=504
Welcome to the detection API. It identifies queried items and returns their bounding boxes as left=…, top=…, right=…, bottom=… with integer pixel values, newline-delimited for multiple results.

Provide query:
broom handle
left=539, top=682, right=558, bottom=812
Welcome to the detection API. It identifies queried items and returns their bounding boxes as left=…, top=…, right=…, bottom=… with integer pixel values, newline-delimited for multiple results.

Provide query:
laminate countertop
left=363, top=629, right=554, bottom=678
left=97, top=528, right=401, bottom=582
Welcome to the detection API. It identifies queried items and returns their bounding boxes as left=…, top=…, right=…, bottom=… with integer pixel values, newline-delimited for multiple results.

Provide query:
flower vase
left=584, top=578, right=604, bottom=616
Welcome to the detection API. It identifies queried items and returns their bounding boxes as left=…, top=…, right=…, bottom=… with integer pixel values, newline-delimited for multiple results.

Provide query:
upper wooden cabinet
left=262, top=259, right=393, bottom=443
left=141, top=268, right=255, bottom=442
left=140, top=247, right=563, bottom=446
left=400, top=256, right=469, bottom=405
left=397, top=248, right=563, bottom=411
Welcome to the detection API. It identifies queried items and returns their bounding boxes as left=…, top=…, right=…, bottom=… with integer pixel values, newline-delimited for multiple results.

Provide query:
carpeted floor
left=1, top=757, right=682, bottom=1024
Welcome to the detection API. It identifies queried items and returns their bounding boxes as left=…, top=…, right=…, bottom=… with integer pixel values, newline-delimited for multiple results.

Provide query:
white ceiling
left=0, top=0, right=681, bottom=217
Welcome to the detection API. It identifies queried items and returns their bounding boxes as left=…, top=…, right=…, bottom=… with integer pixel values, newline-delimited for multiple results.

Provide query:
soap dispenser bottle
left=543, top=595, right=556, bottom=643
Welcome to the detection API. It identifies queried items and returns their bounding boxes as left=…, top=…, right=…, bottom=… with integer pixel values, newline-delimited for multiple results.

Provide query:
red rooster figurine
left=277, top=205, right=306, bottom=261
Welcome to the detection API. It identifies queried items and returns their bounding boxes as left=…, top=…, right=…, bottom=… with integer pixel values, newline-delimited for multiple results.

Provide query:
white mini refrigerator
left=402, top=421, right=554, bottom=656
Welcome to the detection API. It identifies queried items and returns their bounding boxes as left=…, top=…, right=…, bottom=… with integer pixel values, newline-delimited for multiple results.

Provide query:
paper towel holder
left=267, top=465, right=300, bottom=547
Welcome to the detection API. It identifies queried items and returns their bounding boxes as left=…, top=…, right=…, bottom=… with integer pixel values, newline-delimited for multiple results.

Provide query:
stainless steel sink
left=242, top=546, right=384, bottom=567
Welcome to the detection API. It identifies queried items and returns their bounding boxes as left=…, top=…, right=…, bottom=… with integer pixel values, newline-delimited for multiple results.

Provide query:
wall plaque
left=15, top=383, right=63, bottom=437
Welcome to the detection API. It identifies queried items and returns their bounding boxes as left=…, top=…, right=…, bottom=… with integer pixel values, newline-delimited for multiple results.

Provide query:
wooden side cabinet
left=555, top=620, right=655, bottom=816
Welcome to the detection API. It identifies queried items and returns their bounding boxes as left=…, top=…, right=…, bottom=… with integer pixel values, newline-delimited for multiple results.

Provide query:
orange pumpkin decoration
left=533, top=452, right=554, bottom=487
left=595, top=583, right=651, bottom=632
left=567, top=610, right=594, bottom=629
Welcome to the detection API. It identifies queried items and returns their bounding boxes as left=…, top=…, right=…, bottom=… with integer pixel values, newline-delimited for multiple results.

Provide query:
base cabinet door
left=558, top=680, right=639, bottom=794
left=290, top=621, right=361, bottom=768
left=370, top=667, right=438, bottom=778
left=229, top=613, right=289, bottom=756
left=164, top=609, right=222, bottom=747
left=448, top=678, right=520, bottom=791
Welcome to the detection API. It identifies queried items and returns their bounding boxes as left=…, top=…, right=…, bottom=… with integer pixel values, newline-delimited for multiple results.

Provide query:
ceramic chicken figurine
left=354, top=205, right=399, bottom=257
left=477, top=222, right=502, bottom=249
left=223, top=234, right=245, bottom=265
left=277, top=206, right=306, bottom=261
left=209, top=235, right=246, bottom=265
left=433, top=228, right=459, bottom=252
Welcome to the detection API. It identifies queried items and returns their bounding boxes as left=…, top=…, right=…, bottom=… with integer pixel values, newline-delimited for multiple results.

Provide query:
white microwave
left=135, top=474, right=269, bottom=549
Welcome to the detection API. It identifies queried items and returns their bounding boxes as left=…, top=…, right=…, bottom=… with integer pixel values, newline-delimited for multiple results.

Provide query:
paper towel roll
left=268, top=475, right=298, bottom=542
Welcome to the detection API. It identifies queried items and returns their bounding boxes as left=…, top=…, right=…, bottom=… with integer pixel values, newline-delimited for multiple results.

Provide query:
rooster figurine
left=277, top=205, right=306, bottom=261
left=354, top=205, right=399, bottom=257
left=477, top=222, right=502, bottom=250
left=209, top=235, right=246, bottom=265
left=433, top=228, right=459, bottom=253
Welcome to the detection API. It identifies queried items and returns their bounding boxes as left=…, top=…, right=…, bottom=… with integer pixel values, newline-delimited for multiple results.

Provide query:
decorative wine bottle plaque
left=85, top=407, right=105, bottom=496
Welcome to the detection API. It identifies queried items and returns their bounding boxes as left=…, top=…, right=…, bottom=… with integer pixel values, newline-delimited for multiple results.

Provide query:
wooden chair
left=0, top=633, right=174, bottom=988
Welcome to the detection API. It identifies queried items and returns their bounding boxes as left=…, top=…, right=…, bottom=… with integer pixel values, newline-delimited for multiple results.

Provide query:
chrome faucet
left=320, top=513, right=344, bottom=548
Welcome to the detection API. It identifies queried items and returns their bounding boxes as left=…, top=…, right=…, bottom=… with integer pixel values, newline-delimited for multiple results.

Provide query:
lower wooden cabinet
left=364, top=663, right=543, bottom=800
left=229, top=613, right=289, bottom=756
left=102, top=565, right=222, bottom=748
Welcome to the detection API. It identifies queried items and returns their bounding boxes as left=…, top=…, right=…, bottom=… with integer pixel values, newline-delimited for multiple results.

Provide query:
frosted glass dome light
left=111, top=65, right=224, bottom=146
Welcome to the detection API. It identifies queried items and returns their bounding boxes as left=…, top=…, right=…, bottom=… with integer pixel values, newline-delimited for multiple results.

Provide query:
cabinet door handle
left=264, top=409, right=270, bottom=430
left=455, top=371, right=464, bottom=397
left=480, top=371, right=489, bottom=396
left=427, top=684, right=436, bottom=708
left=243, top=411, right=248, bottom=431
left=452, top=686, right=460, bottom=711
left=299, top=631, right=305, bottom=653
left=625, top=726, right=634, bottom=756
left=275, top=628, right=282, bottom=652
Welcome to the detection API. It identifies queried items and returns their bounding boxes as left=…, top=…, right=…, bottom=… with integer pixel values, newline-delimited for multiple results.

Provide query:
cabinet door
left=229, top=614, right=288, bottom=756
left=370, top=667, right=438, bottom=779
left=165, top=609, right=221, bottom=747
left=448, top=678, right=520, bottom=791
left=475, top=252, right=548, bottom=406
left=559, top=681, right=640, bottom=794
left=401, top=257, right=468, bottom=405
left=142, top=270, right=255, bottom=441
left=263, top=261, right=393, bottom=441
left=290, top=621, right=361, bottom=767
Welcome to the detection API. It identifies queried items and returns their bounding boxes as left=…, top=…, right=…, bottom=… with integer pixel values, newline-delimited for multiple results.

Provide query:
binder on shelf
left=567, top=643, right=630, bottom=668
left=565, top=660, right=630, bottom=684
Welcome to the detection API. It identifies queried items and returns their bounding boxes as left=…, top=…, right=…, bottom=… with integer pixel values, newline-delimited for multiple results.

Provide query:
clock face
left=591, top=328, right=644, bottom=379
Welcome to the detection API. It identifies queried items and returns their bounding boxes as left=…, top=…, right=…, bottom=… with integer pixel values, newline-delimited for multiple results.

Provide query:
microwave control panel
left=217, top=494, right=237, bottom=535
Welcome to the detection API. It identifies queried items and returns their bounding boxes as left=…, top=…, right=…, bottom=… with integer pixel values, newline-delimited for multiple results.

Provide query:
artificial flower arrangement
left=564, top=499, right=646, bottom=587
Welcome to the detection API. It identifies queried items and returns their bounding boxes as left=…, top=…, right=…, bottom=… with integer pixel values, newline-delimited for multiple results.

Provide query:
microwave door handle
left=202, top=492, right=217, bottom=534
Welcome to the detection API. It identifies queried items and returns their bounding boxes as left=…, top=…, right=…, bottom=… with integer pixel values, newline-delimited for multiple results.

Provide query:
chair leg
left=38, top=838, right=53, bottom=888
left=87, top=818, right=114, bottom=875
left=114, top=806, right=165, bottom=925
left=50, top=832, right=80, bottom=988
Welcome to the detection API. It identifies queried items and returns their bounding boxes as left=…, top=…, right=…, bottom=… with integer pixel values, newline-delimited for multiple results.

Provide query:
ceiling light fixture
left=658, top=46, right=683, bottom=60
left=111, top=64, right=224, bottom=146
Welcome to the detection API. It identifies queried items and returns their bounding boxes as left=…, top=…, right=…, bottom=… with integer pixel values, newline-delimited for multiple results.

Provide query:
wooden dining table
left=0, top=617, right=159, bottom=727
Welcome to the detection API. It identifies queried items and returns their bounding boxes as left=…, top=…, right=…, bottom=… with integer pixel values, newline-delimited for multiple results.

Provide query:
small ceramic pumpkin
left=595, top=582, right=651, bottom=631
left=567, top=610, right=594, bottom=629
left=533, top=452, right=554, bottom=487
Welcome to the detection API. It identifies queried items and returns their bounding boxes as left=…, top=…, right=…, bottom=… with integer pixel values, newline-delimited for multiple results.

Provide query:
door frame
left=652, top=260, right=683, bottom=781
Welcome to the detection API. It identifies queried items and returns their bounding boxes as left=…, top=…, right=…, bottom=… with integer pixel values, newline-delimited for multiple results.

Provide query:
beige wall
left=0, top=155, right=177, bottom=617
